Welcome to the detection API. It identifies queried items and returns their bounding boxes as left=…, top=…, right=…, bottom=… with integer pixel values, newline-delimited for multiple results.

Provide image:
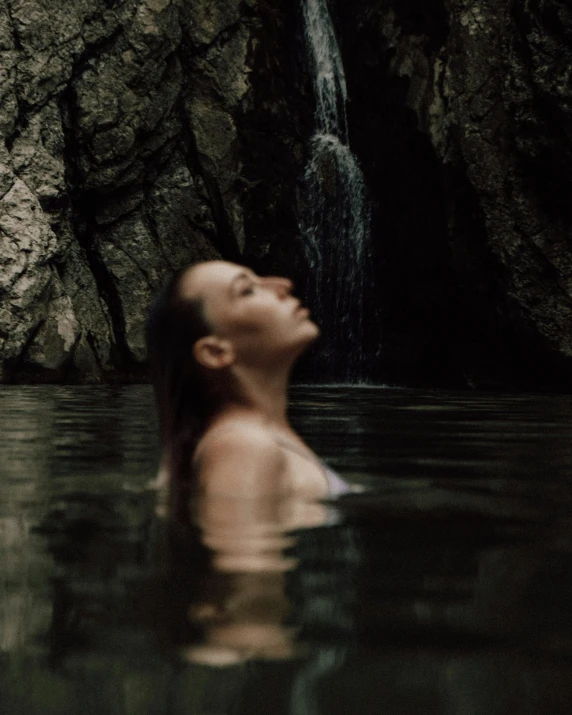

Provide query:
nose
left=263, top=276, right=294, bottom=298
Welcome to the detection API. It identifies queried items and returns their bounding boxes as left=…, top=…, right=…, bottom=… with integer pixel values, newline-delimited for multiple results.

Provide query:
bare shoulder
left=195, top=421, right=286, bottom=496
left=198, top=419, right=281, bottom=461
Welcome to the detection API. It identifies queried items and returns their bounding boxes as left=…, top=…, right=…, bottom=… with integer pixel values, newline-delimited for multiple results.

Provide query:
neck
left=217, top=361, right=293, bottom=428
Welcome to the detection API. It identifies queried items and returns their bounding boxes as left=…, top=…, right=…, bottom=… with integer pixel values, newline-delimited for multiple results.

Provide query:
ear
left=193, top=336, right=235, bottom=370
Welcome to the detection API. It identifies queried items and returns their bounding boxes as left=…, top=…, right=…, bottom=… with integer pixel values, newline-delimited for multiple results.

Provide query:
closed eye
left=240, top=283, right=256, bottom=296
left=229, top=271, right=260, bottom=298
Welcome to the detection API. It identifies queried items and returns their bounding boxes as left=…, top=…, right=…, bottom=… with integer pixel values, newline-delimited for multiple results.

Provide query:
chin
left=298, top=321, right=320, bottom=349
left=307, top=320, right=320, bottom=340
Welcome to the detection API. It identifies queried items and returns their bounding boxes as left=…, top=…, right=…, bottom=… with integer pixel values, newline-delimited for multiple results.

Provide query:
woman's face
left=179, top=261, right=319, bottom=366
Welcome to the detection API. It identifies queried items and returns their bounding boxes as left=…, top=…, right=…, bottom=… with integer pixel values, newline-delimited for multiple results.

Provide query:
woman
left=146, top=260, right=361, bottom=668
left=146, top=260, right=353, bottom=519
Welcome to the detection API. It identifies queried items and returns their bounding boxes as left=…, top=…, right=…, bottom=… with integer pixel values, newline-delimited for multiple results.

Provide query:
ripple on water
left=1, top=385, right=572, bottom=714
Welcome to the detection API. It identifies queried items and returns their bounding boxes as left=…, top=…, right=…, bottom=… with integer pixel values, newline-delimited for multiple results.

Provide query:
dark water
left=1, top=385, right=572, bottom=715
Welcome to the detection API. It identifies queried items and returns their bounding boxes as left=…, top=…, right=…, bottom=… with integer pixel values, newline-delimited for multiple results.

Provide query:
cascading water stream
left=300, top=0, right=375, bottom=382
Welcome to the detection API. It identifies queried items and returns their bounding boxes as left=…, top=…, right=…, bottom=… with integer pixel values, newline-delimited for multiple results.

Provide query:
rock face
left=0, top=0, right=310, bottom=382
left=0, top=0, right=571, bottom=387
left=335, top=0, right=572, bottom=388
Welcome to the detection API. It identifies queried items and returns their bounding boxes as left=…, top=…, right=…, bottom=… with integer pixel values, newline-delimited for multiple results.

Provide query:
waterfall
left=302, top=0, right=348, bottom=139
left=300, top=0, right=375, bottom=382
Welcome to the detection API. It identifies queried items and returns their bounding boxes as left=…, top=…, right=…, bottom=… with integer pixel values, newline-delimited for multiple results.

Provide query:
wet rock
left=336, top=0, right=572, bottom=388
left=0, top=0, right=310, bottom=382
left=3, top=0, right=569, bottom=387
left=24, top=294, right=80, bottom=373
left=181, top=0, right=243, bottom=48
left=0, top=170, right=57, bottom=380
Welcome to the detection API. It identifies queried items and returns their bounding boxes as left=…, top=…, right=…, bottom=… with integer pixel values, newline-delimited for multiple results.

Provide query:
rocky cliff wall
left=335, top=0, right=572, bottom=388
left=1, top=0, right=572, bottom=388
left=0, top=0, right=310, bottom=382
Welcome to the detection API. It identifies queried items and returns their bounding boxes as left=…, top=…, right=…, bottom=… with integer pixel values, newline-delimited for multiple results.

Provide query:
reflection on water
left=1, top=386, right=572, bottom=714
left=179, top=488, right=335, bottom=665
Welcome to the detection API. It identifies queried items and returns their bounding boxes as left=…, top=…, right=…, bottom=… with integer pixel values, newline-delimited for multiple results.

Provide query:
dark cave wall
left=238, top=4, right=313, bottom=278
left=334, top=0, right=572, bottom=388
left=1, top=0, right=572, bottom=387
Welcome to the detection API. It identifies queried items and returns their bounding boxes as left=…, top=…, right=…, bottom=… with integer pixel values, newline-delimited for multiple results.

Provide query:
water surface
left=1, top=385, right=572, bottom=714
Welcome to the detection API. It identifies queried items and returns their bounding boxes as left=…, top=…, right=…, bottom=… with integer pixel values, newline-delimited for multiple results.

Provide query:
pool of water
left=1, top=385, right=572, bottom=714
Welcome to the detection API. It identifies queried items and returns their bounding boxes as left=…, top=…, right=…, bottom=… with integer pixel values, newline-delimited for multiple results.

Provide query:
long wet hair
left=146, top=266, right=215, bottom=514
